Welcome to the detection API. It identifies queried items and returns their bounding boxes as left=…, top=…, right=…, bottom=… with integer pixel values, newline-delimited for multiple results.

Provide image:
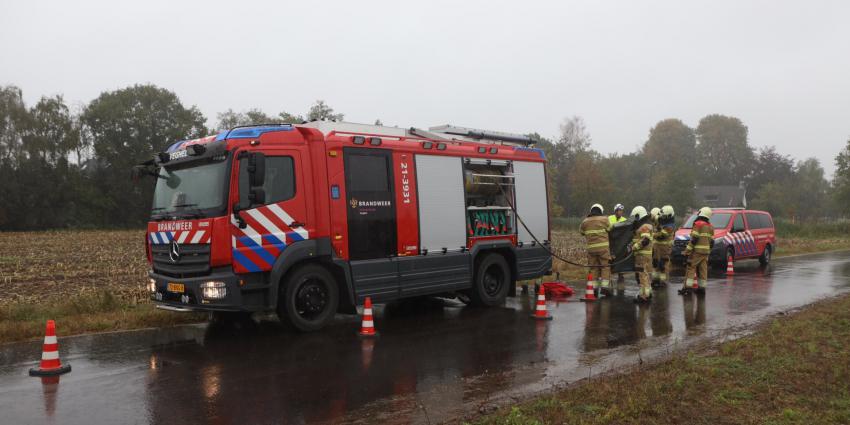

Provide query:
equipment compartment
left=462, top=159, right=515, bottom=237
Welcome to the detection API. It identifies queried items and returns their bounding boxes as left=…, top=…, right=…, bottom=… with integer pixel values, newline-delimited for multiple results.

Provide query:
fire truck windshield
left=151, top=158, right=229, bottom=219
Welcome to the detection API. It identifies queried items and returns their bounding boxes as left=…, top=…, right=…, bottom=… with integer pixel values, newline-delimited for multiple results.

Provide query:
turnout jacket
left=580, top=215, right=612, bottom=254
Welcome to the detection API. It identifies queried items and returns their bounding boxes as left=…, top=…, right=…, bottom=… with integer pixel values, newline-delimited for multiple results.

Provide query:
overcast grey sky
left=1, top=0, right=848, bottom=177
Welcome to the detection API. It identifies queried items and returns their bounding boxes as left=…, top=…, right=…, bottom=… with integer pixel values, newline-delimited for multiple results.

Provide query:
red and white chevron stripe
left=149, top=229, right=211, bottom=244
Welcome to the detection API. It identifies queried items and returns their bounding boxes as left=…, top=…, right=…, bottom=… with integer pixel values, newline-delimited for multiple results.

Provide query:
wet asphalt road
left=2, top=251, right=850, bottom=425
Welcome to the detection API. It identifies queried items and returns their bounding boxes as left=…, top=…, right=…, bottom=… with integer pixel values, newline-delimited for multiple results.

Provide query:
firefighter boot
left=634, top=286, right=652, bottom=304
left=678, top=278, right=693, bottom=296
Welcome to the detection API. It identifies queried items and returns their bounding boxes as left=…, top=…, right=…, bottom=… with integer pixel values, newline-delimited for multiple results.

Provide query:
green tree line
left=0, top=83, right=848, bottom=230
left=0, top=84, right=344, bottom=230
left=537, top=115, right=849, bottom=220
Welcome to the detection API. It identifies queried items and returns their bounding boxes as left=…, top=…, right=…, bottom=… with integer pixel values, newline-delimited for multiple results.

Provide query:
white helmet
left=590, top=203, right=604, bottom=214
left=698, top=206, right=713, bottom=219
left=650, top=207, right=661, bottom=219
left=614, top=203, right=625, bottom=212
left=631, top=206, right=648, bottom=221
left=661, top=205, right=674, bottom=218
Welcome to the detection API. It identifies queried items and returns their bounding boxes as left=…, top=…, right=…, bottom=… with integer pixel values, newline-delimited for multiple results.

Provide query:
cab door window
left=239, top=156, right=295, bottom=207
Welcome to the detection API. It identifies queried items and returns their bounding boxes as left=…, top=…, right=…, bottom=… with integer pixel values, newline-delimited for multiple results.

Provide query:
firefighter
left=680, top=206, right=715, bottom=295
left=609, top=203, right=627, bottom=289
left=652, top=205, right=675, bottom=286
left=648, top=207, right=661, bottom=282
left=579, top=203, right=613, bottom=296
left=630, top=206, right=654, bottom=303
left=650, top=207, right=661, bottom=225
left=609, top=204, right=626, bottom=226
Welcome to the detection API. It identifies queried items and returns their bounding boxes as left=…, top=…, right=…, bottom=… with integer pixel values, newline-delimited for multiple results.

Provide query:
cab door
left=343, top=147, right=399, bottom=302
left=231, top=149, right=309, bottom=273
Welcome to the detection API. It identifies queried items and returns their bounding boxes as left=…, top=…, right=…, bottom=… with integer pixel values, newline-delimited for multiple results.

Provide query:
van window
left=732, top=214, right=745, bottom=232
left=683, top=213, right=731, bottom=229
left=746, top=213, right=769, bottom=230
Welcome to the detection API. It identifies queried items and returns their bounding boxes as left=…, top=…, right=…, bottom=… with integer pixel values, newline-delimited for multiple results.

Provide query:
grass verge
left=475, top=293, right=850, bottom=425
left=0, top=292, right=204, bottom=344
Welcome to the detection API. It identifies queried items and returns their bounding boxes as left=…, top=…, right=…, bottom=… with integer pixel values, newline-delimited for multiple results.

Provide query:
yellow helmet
left=590, top=203, right=604, bottom=214
left=661, top=205, right=674, bottom=218
left=630, top=206, right=648, bottom=220
left=698, top=206, right=713, bottom=219
left=650, top=207, right=661, bottom=219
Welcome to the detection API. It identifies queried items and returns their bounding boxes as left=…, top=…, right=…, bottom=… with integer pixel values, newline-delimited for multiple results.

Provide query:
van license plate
left=167, top=282, right=185, bottom=293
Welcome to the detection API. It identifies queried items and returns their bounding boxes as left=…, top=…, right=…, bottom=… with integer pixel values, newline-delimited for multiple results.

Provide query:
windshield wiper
left=171, top=203, right=204, bottom=219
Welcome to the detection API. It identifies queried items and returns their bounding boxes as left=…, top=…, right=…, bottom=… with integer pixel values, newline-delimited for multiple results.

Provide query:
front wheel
left=470, top=253, right=511, bottom=307
left=277, top=264, right=339, bottom=332
left=759, top=245, right=772, bottom=266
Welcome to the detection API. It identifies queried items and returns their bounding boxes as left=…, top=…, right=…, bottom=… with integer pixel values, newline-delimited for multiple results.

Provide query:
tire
left=470, top=253, right=511, bottom=307
left=759, top=245, right=772, bottom=266
left=714, top=247, right=734, bottom=270
left=277, top=264, right=339, bottom=332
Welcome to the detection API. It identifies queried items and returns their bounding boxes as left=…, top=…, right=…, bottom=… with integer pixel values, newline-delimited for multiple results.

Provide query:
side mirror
left=249, top=187, right=265, bottom=205
left=249, top=152, right=266, bottom=187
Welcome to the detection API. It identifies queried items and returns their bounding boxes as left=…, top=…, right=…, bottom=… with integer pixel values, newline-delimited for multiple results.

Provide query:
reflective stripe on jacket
left=654, top=224, right=675, bottom=246
left=580, top=215, right=612, bottom=253
left=687, top=220, right=715, bottom=254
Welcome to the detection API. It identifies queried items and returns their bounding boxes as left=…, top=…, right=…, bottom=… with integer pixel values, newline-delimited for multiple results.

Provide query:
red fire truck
left=137, top=122, right=552, bottom=331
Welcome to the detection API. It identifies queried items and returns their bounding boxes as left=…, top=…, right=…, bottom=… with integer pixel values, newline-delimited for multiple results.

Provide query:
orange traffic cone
left=358, top=297, right=378, bottom=337
left=29, top=320, right=71, bottom=376
left=580, top=273, right=597, bottom=302
left=530, top=285, right=553, bottom=320
left=726, top=255, right=735, bottom=276
left=692, top=270, right=699, bottom=289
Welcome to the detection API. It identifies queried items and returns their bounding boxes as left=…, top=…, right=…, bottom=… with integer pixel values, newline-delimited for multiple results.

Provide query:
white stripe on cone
left=362, top=320, right=374, bottom=327
left=44, top=335, right=57, bottom=344
left=42, top=351, right=59, bottom=360
left=364, top=308, right=372, bottom=315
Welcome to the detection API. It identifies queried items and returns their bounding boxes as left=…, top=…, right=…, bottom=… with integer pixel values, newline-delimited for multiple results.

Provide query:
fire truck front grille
left=152, top=243, right=211, bottom=278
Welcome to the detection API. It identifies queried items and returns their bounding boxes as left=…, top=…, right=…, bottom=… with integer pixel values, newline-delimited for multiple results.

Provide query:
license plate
left=167, top=282, right=185, bottom=293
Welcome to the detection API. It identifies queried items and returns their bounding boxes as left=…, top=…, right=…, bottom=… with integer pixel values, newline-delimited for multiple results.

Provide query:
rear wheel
left=277, top=264, right=339, bottom=332
left=759, top=245, right=772, bottom=266
left=470, top=253, right=511, bottom=307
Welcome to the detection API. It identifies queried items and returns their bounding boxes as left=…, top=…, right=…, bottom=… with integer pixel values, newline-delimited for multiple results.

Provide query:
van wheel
left=277, top=264, right=339, bottom=332
left=470, top=253, right=510, bottom=307
left=759, top=245, right=772, bottom=266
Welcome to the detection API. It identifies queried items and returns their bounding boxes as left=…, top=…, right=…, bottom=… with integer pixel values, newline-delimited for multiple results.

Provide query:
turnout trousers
left=684, top=252, right=709, bottom=289
left=587, top=251, right=611, bottom=287
left=634, top=254, right=653, bottom=299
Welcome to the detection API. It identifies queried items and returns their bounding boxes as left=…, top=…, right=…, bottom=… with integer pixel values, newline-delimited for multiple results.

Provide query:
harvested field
left=0, top=230, right=149, bottom=306
left=0, top=229, right=847, bottom=305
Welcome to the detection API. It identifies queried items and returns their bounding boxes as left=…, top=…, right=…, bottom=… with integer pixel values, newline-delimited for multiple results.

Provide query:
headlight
left=148, top=278, right=157, bottom=293
left=200, top=281, right=227, bottom=300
